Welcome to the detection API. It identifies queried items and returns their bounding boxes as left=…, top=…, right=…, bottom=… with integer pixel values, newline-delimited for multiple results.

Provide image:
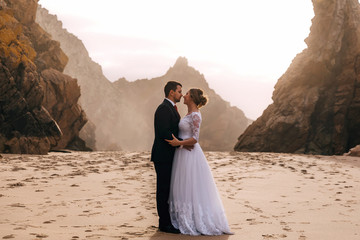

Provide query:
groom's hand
left=165, top=134, right=181, bottom=147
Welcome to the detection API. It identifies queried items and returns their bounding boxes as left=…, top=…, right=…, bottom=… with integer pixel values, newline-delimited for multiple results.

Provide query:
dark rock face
left=234, top=0, right=360, bottom=155
left=0, top=8, right=60, bottom=154
left=35, top=7, right=249, bottom=151
left=0, top=0, right=89, bottom=154
left=40, top=69, right=88, bottom=150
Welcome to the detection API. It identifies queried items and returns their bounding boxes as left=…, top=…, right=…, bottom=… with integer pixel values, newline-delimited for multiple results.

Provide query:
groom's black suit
left=151, top=99, right=181, bottom=229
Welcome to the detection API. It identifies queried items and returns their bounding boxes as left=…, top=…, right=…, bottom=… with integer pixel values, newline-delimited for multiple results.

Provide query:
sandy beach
left=0, top=151, right=359, bottom=240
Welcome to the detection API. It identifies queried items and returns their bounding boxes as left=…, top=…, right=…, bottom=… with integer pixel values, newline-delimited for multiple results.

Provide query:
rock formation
left=36, top=7, right=249, bottom=151
left=234, top=0, right=360, bottom=155
left=0, top=0, right=89, bottom=154
left=36, top=7, right=113, bottom=150
left=40, top=69, right=89, bottom=151
left=344, top=145, right=360, bottom=157
left=113, top=57, right=249, bottom=151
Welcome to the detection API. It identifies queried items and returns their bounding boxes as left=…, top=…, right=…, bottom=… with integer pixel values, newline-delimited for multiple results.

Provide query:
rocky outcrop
left=0, top=0, right=89, bottom=154
left=40, top=69, right=89, bottom=150
left=344, top=145, right=360, bottom=157
left=4, top=0, right=68, bottom=72
left=35, top=7, right=249, bottom=151
left=0, top=4, right=60, bottom=153
left=110, top=57, right=248, bottom=151
left=234, top=0, right=360, bottom=155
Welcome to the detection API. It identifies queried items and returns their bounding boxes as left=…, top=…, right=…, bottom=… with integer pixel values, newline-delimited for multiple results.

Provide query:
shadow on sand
left=148, top=231, right=231, bottom=240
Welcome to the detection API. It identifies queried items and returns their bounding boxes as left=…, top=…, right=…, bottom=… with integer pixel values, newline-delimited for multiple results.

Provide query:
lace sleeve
left=190, top=112, right=201, bottom=141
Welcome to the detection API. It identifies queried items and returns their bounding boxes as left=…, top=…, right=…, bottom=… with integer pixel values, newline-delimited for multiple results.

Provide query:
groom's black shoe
left=159, top=225, right=180, bottom=234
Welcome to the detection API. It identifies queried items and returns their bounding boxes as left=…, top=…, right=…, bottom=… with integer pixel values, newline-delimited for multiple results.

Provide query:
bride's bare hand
left=165, top=134, right=181, bottom=147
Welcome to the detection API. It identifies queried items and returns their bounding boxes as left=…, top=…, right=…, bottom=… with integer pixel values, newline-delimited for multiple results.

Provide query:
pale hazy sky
left=38, top=0, right=314, bottom=119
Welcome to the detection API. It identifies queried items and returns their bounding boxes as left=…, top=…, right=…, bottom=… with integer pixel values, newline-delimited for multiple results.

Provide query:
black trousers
left=153, top=161, right=173, bottom=227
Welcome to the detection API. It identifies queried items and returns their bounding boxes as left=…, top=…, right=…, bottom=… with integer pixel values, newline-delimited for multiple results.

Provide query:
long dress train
left=169, top=112, right=232, bottom=235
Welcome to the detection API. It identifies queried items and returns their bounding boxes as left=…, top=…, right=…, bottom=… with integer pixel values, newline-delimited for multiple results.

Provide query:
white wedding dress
left=169, top=112, right=232, bottom=235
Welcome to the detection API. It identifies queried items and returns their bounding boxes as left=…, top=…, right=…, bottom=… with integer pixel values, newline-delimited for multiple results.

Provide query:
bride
left=166, top=88, right=232, bottom=236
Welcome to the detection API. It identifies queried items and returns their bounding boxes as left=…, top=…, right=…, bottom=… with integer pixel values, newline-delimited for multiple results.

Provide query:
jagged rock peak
left=173, top=56, right=189, bottom=68
left=166, top=56, right=204, bottom=82
left=234, top=0, right=360, bottom=155
left=36, top=6, right=64, bottom=31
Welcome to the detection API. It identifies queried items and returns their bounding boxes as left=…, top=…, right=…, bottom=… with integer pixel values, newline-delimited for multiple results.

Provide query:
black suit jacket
left=151, top=99, right=181, bottom=163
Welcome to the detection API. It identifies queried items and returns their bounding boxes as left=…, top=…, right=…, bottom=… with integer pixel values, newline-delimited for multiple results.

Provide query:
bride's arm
left=166, top=134, right=197, bottom=147
left=166, top=112, right=201, bottom=147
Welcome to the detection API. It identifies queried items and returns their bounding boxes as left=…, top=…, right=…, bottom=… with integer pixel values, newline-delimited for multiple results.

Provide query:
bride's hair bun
left=190, top=88, right=208, bottom=108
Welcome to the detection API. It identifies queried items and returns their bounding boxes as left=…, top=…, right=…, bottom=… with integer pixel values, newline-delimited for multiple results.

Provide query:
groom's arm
left=155, top=105, right=174, bottom=141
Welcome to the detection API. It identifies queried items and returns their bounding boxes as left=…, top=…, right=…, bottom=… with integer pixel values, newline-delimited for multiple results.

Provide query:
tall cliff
left=36, top=7, right=249, bottom=151
left=0, top=0, right=89, bottom=154
left=235, top=0, right=360, bottom=155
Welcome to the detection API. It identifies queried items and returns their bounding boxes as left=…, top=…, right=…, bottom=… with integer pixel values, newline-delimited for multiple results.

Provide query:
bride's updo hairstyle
left=189, top=88, right=208, bottom=108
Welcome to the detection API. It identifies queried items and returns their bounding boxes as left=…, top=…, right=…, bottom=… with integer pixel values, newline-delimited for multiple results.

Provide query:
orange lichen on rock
left=0, top=1, right=89, bottom=154
left=0, top=10, right=36, bottom=69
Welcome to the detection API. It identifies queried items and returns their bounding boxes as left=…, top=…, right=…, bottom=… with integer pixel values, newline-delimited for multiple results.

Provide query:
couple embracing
left=151, top=81, right=232, bottom=236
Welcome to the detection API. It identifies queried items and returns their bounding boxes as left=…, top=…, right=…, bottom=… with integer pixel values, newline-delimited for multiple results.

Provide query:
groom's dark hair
left=164, top=81, right=182, bottom=97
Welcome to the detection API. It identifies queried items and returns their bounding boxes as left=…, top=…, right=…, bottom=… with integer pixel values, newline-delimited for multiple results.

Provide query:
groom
left=151, top=81, right=182, bottom=234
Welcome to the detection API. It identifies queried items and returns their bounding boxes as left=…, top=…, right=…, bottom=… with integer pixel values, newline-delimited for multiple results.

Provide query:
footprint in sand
left=9, top=203, right=25, bottom=208
left=7, top=182, right=25, bottom=188
left=13, top=227, right=26, bottom=230
left=30, top=233, right=48, bottom=238
left=262, top=234, right=287, bottom=239
left=282, top=226, right=292, bottom=232
left=2, top=234, right=15, bottom=239
left=43, top=220, right=56, bottom=224
left=11, top=166, right=26, bottom=171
